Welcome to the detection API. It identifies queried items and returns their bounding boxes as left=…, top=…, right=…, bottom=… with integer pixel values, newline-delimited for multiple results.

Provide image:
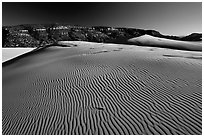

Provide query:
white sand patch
left=2, top=48, right=35, bottom=62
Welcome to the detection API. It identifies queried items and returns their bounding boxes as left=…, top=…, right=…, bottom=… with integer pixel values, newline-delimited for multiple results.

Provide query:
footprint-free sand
left=2, top=41, right=202, bottom=135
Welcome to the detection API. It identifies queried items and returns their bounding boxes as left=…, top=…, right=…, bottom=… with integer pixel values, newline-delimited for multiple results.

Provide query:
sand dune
left=2, top=41, right=202, bottom=135
left=128, top=34, right=202, bottom=51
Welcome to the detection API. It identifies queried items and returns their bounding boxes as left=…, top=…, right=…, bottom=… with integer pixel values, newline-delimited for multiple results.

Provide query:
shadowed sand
left=128, top=35, right=202, bottom=51
left=2, top=41, right=202, bottom=135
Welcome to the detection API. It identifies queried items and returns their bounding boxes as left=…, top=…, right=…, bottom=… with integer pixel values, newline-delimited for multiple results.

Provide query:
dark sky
left=2, top=2, right=202, bottom=35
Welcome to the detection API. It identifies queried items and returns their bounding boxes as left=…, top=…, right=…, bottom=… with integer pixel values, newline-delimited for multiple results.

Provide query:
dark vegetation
left=2, top=23, right=202, bottom=47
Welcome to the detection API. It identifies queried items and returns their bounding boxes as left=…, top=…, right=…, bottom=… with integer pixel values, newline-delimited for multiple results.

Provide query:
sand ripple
left=2, top=43, right=202, bottom=135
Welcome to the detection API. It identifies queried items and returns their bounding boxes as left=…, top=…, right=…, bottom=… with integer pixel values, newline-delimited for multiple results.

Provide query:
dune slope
left=128, top=34, right=202, bottom=51
left=2, top=42, right=202, bottom=135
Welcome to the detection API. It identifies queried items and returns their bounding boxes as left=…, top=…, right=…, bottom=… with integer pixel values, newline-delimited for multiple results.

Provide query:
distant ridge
left=2, top=24, right=202, bottom=48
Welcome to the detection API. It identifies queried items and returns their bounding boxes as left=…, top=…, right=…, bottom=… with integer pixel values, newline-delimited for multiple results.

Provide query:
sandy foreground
left=2, top=48, right=35, bottom=62
left=2, top=41, right=202, bottom=135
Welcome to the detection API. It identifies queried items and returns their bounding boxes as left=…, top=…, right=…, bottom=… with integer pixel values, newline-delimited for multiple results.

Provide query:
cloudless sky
left=2, top=2, right=202, bottom=35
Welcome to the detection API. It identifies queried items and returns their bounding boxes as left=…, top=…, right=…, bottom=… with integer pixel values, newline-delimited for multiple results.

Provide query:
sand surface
left=2, top=41, right=202, bottom=135
left=128, top=34, right=202, bottom=51
left=2, top=48, right=35, bottom=62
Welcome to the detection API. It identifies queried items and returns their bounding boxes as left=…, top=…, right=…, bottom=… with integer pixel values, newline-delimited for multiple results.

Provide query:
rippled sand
left=2, top=41, right=202, bottom=135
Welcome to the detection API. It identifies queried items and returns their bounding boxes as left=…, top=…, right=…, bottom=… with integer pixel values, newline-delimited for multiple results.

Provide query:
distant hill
left=2, top=23, right=202, bottom=47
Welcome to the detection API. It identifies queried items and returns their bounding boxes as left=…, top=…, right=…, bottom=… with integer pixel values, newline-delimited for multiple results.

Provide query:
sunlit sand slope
left=2, top=41, right=202, bottom=135
left=128, top=34, right=202, bottom=51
